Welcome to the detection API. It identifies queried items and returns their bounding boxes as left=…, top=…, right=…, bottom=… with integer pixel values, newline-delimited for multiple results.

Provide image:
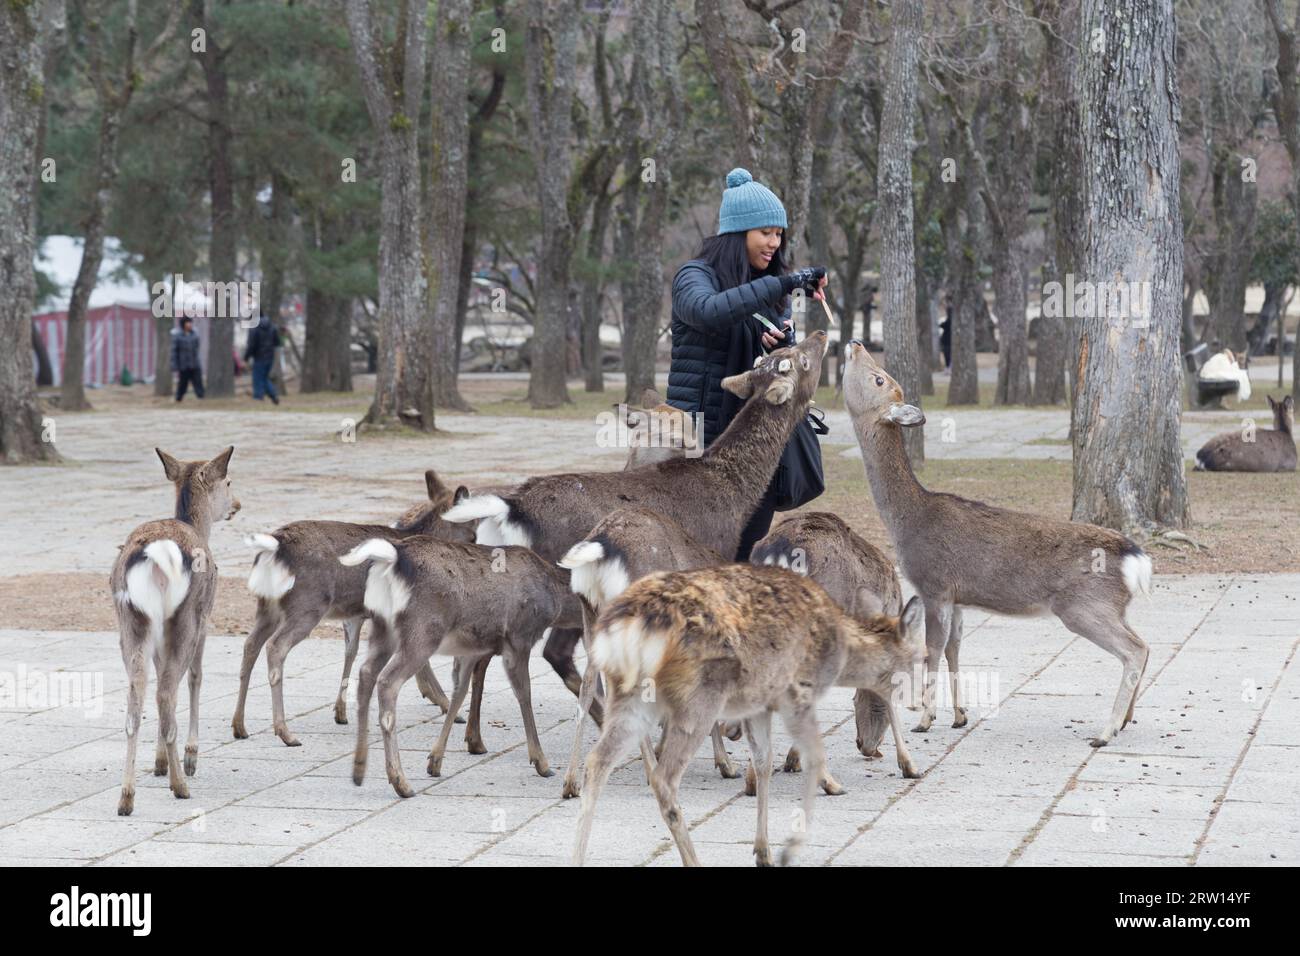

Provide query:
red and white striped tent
left=33, top=303, right=188, bottom=387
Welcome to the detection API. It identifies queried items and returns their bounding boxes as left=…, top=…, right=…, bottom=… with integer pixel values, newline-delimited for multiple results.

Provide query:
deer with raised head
left=749, top=511, right=920, bottom=782
left=443, top=333, right=829, bottom=779
left=572, top=563, right=924, bottom=867
left=338, top=537, right=582, bottom=797
left=841, top=340, right=1153, bottom=747
left=111, top=447, right=238, bottom=816
left=233, top=470, right=475, bottom=747
left=1195, top=395, right=1296, bottom=472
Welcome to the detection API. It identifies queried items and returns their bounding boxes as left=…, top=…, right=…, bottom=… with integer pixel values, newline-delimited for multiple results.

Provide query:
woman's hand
left=762, top=319, right=794, bottom=350
left=811, top=273, right=828, bottom=302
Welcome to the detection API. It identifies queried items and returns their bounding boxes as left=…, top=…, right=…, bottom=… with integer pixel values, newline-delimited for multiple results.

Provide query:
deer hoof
left=277, top=731, right=301, bottom=747
left=184, top=750, right=197, bottom=777
left=172, top=784, right=190, bottom=800
left=153, top=760, right=167, bottom=777
left=426, top=755, right=444, bottom=777
left=334, top=703, right=348, bottom=725
left=466, top=737, right=488, bottom=756
left=561, top=776, right=582, bottom=799
left=782, top=753, right=802, bottom=774
left=820, top=776, right=846, bottom=796
left=952, top=710, right=968, bottom=728
left=231, top=720, right=249, bottom=739
left=393, top=780, right=415, bottom=799
left=452, top=713, right=466, bottom=725
left=534, top=761, right=554, bottom=778
left=754, top=846, right=774, bottom=867
left=716, top=761, right=742, bottom=780
left=117, top=792, right=134, bottom=816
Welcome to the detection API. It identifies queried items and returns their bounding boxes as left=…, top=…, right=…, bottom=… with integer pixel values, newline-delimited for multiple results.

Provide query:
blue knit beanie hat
left=717, top=168, right=787, bottom=234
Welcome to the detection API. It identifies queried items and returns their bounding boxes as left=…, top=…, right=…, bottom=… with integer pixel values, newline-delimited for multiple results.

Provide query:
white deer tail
left=558, top=541, right=631, bottom=610
left=441, top=494, right=532, bottom=548
left=122, top=540, right=191, bottom=653
left=1121, top=551, right=1152, bottom=597
left=247, top=533, right=295, bottom=599
left=339, top=539, right=407, bottom=623
left=590, top=618, right=672, bottom=696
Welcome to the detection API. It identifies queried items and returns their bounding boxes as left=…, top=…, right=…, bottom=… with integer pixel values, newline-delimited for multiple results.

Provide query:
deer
left=233, top=470, right=476, bottom=747
left=572, top=563, right=924, bottom=867
left=841, top=340, right=1153, bottom=747
left=622, top=387, right=698, bottom=469
left=1195, top=395, right=1296, bottom=472
left=111, top=447, right=238, bottom=816
left=338, top=537, right=583, bottom=797
left=556, top=507, right=738, bottom=798
left=443, top=332, right=829, bottom=782
left=749, top=511, right=920, bottom=785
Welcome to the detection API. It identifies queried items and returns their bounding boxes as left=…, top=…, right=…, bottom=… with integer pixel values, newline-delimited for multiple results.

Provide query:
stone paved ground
left=2, top=573, right=1296, bottom=867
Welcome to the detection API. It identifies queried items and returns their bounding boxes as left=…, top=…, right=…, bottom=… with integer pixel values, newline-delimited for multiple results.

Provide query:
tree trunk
left=344, top=0, right=432, bottom=429
left=876, top=0, right=924, bottom=463
left=0, top=0, right=60, bottom=462
left=992, top=238, right=1031, bottom=404
left=915, top=257, right=934, bottom=395
left=944, top=180, right=982, bottom=406
left=1034, top=0, right=1078, bottom=407
left=523, top=0, right=579, bottom=408
left=191, top=0, right=236, bottom=397
left=302, top=208, right=353, bottom=393
left=695, top=0, right=760, bottom=169
left=427, top=0, right=472, bottom=411
left=32, top=321, right=54, bottom=386
left=1205, top=148, right=1257, bottom=353
left=1070, top=0, right=1188, bottom=532
left=580, top=183, right=614, bottom=392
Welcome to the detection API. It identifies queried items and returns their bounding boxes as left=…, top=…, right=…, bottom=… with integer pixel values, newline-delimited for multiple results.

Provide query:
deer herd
left=115, top=328, right=1284, bottom=866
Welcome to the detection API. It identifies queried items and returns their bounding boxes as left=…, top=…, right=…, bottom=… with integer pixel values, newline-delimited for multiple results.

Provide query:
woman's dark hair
left=695, top=231, right=789, bottom=312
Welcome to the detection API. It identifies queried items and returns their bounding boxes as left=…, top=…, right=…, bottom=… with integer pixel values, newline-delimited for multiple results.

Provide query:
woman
left=667, top=167, right=828, bottom=560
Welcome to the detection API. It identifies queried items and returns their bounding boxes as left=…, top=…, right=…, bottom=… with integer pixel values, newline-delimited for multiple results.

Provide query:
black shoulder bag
left=772, top=405, right=827, bottom=511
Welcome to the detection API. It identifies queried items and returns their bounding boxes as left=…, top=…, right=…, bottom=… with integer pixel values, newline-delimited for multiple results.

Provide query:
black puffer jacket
left=667, top=260, right=794, bottom=445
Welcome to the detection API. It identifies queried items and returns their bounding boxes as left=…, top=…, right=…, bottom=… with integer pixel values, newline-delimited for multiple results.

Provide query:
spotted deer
left=842, top=340, right=1152, bottom=747
left=572, top=564, right=924, bottom=867
left=111, top=447, right=238, bottom=816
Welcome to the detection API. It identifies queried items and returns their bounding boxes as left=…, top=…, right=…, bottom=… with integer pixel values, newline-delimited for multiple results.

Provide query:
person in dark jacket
left=667, top=167, right=827, bottom=561
left=170, top=317, right=205, bottom=402
left=244, top=311, right=281, bottom=404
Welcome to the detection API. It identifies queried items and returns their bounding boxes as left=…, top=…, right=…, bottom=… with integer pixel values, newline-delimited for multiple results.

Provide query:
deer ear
left=156, top=448, right=182, bottom=481
left=425, top=469, right=448, bottom=501
left=453, top=486, right=469, bottom=504
left=1268, top=395, right=1277, bottom=410
left=799, top=352, right=811, bottom=370
left=722, top=371, right=756, bottom=398
left=203, top=446, right=234, bottom=481
left=764, top=377, right=795, bottom=405
left=886, top=404, right=926, bottom=427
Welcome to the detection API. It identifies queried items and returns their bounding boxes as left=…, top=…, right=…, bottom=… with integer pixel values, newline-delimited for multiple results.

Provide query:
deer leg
left=117, top=636, right=149, bottom=816
left=914, top=601, right=951, bottom=733
left=334, top=617, right=363, bottom=725
left=648, top=701, right=715, bottom=868
left=782, top=744, right=802, bottom=774
left=501, top=644, right=551, bottom=777
left=375, top=644, right=430, bottom=799
left=462, top=656, right=490, bottom=753
left=562, top=604, right=602, bottom=798
left=184, top=628, right=206, bottom=777
left=780, top=704, right=826, bottom=867
left=854, top=689, right=888, bottom=758
left=1055, top=603, right=1150, bottom=748
left=712, top=722, right=741, bottom=779
left=886, top=695, right=920, bottom=778
left=573, top=697, right=645, bottom=866
left=414, top=661, right=453, bottom=715
left=352, top=618, right=394, bottom=786
left=426, top=654, right=478, bottom=778
left=232, top=602, right=278, bottom=739
left=545, top=627, right=602, bottom=724
left=744, top=712, right=774, bottom=867
left=946, top=607, right=967, bottom=727
left=265, top=610, right=324, bottom=746
left=154, top=632, right=190, bottom=800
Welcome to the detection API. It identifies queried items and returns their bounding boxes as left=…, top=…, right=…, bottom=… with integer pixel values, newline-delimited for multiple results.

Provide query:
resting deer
left=233, top=470, right=475, bottom=746
left=842, top=340, right=1152, bottom=747
left=1195, top=395, right=1296, bottom=472
left=111, top=447, right=238, bottom=815
left=622, top=387, right=698, bottom=469
left=444, top=333, right=829, bottom=772
left=749, top=511, right=919, bottom=783
left=556, top=507, right=739, bottom=798
left=339, top=538, right=582, bottom=796
left=572, top=564, right=924, bottom=867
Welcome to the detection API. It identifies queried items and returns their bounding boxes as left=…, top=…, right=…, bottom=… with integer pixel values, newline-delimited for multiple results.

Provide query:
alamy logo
left=49, top=886, right=151, bottom=936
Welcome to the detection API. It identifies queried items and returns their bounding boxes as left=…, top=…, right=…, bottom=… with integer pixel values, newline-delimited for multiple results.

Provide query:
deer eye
left=874, top=376, right=884, bottom=387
